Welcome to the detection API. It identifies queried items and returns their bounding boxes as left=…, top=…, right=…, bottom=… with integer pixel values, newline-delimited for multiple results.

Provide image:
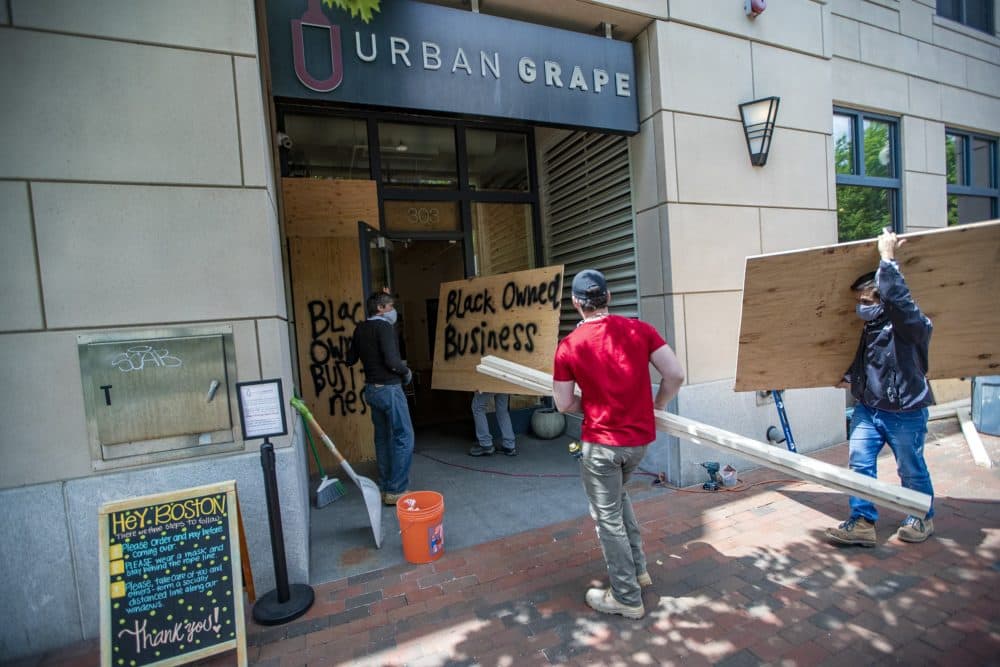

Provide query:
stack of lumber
left=477, top=355, right=932, bottom=518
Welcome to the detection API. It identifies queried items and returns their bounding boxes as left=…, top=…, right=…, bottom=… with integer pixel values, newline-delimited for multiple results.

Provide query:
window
left=282, top=115, right=370, bottom=179
left=937, top=0, right=995, bottom=34
left=833, top=108, right=901, bottom=242
left=946, top=129, right=999, bottom=225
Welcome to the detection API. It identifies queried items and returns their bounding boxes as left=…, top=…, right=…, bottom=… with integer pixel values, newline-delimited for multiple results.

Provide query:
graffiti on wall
left=307, top=298, right=368, bottom=417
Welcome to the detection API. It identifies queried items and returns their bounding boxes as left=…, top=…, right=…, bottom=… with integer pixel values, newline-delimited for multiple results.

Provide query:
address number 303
left=407, top=207, right=439, bottom=226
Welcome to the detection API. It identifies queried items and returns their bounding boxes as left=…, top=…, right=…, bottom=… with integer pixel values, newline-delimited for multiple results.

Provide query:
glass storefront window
left=379, top=122, right=457, bottom=189
left=837, top=185, right=895, bottom=242
left=282, top=115, right=369, bottom=179
left=946, top=129, right=998, bottom=225
left=972, top=137, right=994, bottom=189
left=467, top=130, right=530, bottom=192
left=384, top=200, right=460, bottom=233
left=946, top=133, right=966, bottom=185
left=833, top=114, right=854, bottom=175
left=948, top=195, right=994, bottom=226
left=471, top=203, right=535, bottom=275
left=863, top=119, right=894, bottom=178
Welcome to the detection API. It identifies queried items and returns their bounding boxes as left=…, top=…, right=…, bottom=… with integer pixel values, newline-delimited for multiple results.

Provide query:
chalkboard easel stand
left=252, top=439, right=315, bottom=625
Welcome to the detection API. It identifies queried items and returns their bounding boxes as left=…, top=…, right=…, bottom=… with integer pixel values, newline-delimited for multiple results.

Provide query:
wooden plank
left=928, top=398, right=971, bottom=421
left=432, top=266, right=564, bottom=394
left=478, top=356, right=932, bottom=517
left=290, top=236, right=374, bottom=464
left=957, top=407, right=993, bottom=468
left=282, top=178, right=378, bottom=238
left=735, top=220, right=1000, bottom=391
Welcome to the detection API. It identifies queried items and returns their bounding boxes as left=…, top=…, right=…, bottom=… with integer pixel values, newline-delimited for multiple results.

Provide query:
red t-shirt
left=553, top=315, right=667, bottom=446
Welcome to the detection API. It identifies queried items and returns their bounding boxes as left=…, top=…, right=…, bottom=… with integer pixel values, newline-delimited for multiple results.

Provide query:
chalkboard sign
left=99, top=481, right=247, bottom=667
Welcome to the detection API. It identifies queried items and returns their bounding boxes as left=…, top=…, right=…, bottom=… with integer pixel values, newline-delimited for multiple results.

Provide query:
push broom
left=299, top=403, right=345, bottom=508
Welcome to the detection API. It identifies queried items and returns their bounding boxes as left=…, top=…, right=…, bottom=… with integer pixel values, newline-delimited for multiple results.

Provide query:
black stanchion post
left=252, top=438, right=314, bottom=625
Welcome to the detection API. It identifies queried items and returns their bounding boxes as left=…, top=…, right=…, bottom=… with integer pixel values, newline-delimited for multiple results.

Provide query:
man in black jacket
left=347, top=292, right=414, bottom=506
left=826, top=228, right=936, bottom=547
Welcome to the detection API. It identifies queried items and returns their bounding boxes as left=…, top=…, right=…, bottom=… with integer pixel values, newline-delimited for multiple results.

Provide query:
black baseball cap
left=572, top=269, right=608, bottom=299
left=850, top=271, right=877, bottom=291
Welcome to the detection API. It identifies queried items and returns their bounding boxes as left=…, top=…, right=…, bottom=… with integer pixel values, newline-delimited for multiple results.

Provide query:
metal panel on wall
left=542, top=131, right=637, bottom=335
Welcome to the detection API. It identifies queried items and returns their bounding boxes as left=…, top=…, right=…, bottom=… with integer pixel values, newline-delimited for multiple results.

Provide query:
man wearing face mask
left=826, top=228, right=936, bottom=547
left=347, top=291, right=415, bottom=506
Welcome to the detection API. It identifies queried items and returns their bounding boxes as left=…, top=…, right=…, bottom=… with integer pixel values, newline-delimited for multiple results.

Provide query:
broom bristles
left=315, top=476, right=346, bottom=508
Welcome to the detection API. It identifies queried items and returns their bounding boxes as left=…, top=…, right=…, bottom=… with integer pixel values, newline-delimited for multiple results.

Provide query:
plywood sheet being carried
left=432, top=266, right=564, bottom=394
left=282, top=178, right=378, bottom=238
left=290, top=236, right=374, bottom=464
left=735, top=220, right=1000, bottom=392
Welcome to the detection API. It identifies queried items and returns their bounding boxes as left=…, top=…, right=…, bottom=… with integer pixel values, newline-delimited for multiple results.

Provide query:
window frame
left=936, top=0, right=996, bottom=35
left=946, top=127, right=1000, bottom=223
left=833, top=106, right=903, bottom=237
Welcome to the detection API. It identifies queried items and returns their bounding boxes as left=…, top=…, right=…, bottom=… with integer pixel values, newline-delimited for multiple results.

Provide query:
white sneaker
left=585, top=588, right=644, bottom=619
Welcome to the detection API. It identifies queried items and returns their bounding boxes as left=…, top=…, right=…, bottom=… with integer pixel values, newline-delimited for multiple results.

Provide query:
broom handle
left=303, top=413, right=347, bottom=466
left=291, top=398, right=347, bottom=466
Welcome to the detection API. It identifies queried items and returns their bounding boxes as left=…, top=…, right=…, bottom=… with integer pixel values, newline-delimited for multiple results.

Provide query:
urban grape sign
left=267, top=0, right=639, bottom=133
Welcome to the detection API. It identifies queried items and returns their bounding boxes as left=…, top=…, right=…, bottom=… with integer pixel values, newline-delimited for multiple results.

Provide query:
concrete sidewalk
left=16, top=418, right=1000, bottom=666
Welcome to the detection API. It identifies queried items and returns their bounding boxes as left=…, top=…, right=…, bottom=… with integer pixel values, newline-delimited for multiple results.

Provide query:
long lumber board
left=478, top=355, right=931, bottom=518
left=736, top=219, right=1000, bottom=392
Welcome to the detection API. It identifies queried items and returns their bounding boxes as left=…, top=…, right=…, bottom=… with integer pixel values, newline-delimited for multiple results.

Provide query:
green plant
left=321, top=0, right=381, bottom=23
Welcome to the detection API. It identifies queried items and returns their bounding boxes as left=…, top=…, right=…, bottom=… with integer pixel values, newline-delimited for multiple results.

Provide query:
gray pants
left=471, top=392, right=515, bottom=450
left=580, top=441, right=648, bottom=607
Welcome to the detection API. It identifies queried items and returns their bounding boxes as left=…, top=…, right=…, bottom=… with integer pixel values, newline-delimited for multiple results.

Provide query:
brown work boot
left=825, top=517, right=876, bottom=547
left=585, top=588, right=645, bottom=619
left=896, top=517, right=934, bottom=543
left=382, top=491, right=406, bottom=506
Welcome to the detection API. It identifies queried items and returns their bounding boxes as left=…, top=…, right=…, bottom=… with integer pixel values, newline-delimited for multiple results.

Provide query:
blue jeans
left=471, top=392, right=515, bottom=450
left=363, top=384, right=414, bottom=494
left=848, top=404, right=934, bottom=522
left=579, top=442, right=648, bottom=607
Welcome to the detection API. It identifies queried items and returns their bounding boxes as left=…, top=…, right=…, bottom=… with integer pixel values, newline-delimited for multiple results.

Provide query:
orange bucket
left=396, top=491, right=445, bottom=564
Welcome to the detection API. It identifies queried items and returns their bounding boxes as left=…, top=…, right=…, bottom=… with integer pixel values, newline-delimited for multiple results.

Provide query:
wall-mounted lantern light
left=739, top=96, right=780, bottom=166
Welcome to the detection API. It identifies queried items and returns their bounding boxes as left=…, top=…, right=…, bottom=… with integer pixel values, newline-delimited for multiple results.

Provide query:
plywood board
left=282, top=178, right=378, bottom=238
left=290, top=236, right=374, bottom=464
left=736, top=220, right=1000, bottom=392
left=432, top=266, right=564, bottom=394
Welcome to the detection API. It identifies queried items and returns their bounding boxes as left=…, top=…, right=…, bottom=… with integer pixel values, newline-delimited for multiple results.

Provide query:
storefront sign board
left=267, top=0, right=638, bottom=133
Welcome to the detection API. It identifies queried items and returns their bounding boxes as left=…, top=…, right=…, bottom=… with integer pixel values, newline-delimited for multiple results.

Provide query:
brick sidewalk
left=18, top=419, right=1000, bottom=666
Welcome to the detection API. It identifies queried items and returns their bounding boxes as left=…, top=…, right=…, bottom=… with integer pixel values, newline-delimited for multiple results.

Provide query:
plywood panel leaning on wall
left=736, top=220, right=1000, bottom=392
left=432, top=266, right=564, bottom=394
left=285, top=178, right=377, bottom=467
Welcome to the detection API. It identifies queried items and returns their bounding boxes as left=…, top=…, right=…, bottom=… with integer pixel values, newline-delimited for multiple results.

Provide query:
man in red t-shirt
left=553, top=269, right=684, bottom=619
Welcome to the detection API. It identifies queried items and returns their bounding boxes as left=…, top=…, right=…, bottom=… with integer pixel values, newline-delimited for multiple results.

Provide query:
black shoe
left=469, top=444, right=495, bottom=456
left=500, top=446, right=518, bottom=456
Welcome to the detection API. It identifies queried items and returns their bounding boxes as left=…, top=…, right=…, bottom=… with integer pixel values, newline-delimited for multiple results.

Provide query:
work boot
left=896, top=516, right=934, bottom=543
left=382, top=491, right=406, bottom=506
left=825, top=517, right=877, bottom=547
left=637, top=571, right=653, bottom=587
left=585, top=588, right=644, bottom=619
left=468, top=444, right=495, bottom=456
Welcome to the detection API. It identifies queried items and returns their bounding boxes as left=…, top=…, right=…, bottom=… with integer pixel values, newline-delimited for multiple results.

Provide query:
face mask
left=381, top=308, right=398, bottom=325
left=856, top=303, right=883, bottom=321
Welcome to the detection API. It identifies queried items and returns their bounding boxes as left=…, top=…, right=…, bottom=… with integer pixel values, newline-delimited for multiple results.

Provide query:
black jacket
left=346, top=318, right=410, bottom=385
left=846, top=259, right=934, bottom=412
